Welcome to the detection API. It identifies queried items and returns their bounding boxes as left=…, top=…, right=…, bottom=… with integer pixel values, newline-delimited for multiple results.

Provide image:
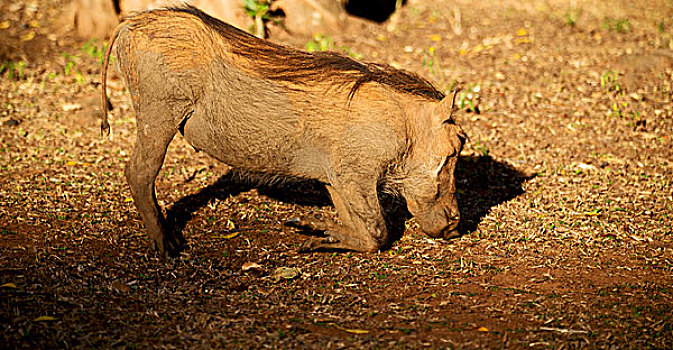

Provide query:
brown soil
left=1, top=0, right=672, bottom=348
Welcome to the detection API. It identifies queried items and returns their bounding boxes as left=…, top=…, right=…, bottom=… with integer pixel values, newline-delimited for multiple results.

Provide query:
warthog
left=101, top=6, right=466, bottom=256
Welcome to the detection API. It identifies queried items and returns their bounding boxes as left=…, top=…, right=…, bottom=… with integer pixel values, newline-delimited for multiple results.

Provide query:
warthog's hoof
left=297, top=229, right=381, bottom=253
left=284, top=217, right=302, bottom=227
left=442, top=229, right=461, bottom=240
left=298, top=236, right=341, bottom=253
left=152, top=233, right=184, bottom=259
left=285, top=213, right=333, bottom=231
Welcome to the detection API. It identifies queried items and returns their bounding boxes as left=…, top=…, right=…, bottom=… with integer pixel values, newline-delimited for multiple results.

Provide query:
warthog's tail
left=100, top=17, right=129, bottom=138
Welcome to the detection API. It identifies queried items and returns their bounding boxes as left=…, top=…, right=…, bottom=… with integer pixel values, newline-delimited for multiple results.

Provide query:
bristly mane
left=167, top=5, right=445, bottom=101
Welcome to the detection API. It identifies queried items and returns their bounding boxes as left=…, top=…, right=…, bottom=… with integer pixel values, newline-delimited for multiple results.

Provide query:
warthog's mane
left=169, top=5, right=445, bottom=101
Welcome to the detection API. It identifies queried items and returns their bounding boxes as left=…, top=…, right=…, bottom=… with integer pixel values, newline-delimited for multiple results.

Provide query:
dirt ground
left=1, top=0, right=672, bottom=348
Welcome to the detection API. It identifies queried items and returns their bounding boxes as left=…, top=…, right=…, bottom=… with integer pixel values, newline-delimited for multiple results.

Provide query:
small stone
left=3, top=119, right=20, bottom=127
left=242, top=262, right=262, bottom=271
left=269, top=267, right=301, bottom=282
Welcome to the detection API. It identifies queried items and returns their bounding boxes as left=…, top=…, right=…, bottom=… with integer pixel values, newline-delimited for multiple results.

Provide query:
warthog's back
left=112, top=6, right=444, bottom=98
left=107, top=6, right=445, bottom=180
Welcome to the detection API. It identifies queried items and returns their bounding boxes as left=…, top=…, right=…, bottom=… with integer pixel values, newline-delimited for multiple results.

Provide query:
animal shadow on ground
left=455, top=155, right=535, bottom=234
left=164, top=155, right=532, bottom=251
left=164, top=169, right=334, bottom=250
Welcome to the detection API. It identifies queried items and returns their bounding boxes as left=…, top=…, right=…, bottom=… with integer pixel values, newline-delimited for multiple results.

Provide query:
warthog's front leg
left=294, top=179, right=388, bottom=253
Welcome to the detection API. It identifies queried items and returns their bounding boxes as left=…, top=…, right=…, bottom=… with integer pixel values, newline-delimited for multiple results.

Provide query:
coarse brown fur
left=101, top=5, right=465, bottom=256
left=172, top=6, right=445, bottom=100
left=101, top=5, right=443, bottom=136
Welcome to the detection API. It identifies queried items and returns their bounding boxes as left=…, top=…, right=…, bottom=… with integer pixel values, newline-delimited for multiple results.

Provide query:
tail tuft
left=100, top=19, right=124, bottom=140
left=100, top=118, right=111, bottom=138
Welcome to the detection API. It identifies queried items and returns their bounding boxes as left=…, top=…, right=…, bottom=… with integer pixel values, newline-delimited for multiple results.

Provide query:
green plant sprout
left=81, top=40, right=107, bottom=66
left=74, top=72, right=86, bottom=86
left=601, top=71, right=630, bottom=119
left=600, top=70, right=621, bottom=94
left=455, top=83, right=481, bottom=113
left=423, top=46, right=449, bottom=88
left=305, top=34, right=362, bottom=59
left=563, top=7, right=581, bottom=27
left=306, top=34, right=333, bottom=52
left=61, top=52, right=77, bottom=76
left=423, top=46, right=438, bottom=75
left=242, top=0, right=273, bottom=38
left=473, top=140, right=489, bottom=157
left=610, top=101, right=627, bottom=118
left=603, top=17, right=631, bottom=32
left=0, top=60, right=26, bottom=80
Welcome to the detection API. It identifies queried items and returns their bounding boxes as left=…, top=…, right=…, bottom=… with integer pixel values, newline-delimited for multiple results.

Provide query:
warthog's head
left=400, top=95, right=466, bottom=239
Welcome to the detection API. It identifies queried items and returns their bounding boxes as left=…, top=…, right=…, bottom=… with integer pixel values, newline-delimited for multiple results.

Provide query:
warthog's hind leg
left=126, top=115, right=181, bottom=258
left=285, top=213, right=337, bottom=232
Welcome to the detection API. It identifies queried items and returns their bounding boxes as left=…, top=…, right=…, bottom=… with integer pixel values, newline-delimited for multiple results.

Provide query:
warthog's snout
left=419, top=208, right=460, bottom=239
left=408, top=197, right=461, bottom=239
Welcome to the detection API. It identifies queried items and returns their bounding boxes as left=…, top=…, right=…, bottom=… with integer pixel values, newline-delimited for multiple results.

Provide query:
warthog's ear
left=435, top=91, right=459, bottom=124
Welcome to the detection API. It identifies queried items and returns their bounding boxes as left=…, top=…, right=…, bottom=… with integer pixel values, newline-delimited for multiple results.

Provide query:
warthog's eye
left=442, top=117, right=455, bottom=125
left=433, top=183, right=442, bottom=201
